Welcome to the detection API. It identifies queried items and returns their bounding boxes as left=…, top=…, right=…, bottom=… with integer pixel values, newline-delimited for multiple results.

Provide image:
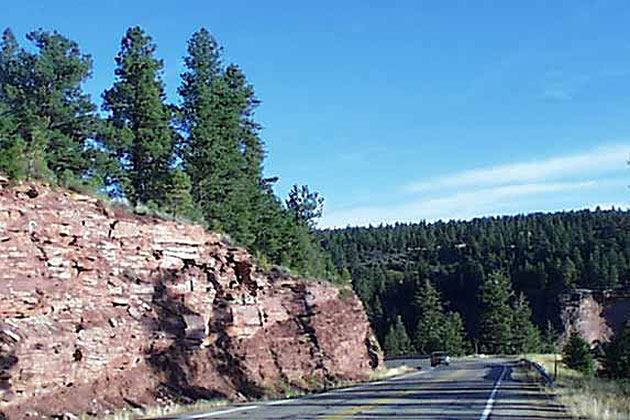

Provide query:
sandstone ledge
left=0, top=183, right=382, bottom=419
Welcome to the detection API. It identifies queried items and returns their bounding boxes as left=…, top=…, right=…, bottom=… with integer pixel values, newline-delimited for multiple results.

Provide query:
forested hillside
left=0, top=26, right=335, bottom=279
left=319, top=209, right=630, bottom=353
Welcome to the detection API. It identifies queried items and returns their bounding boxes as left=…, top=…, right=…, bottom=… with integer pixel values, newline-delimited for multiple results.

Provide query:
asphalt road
left=163, top=358, right=571, bottom=420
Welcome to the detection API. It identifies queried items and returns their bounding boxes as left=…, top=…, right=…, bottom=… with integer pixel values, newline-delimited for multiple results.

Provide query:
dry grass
left=369, top=365, right=417, bottom=380
left=526, top=353, right=630, bottom=420
left=78, top=399, right=230, bottom=420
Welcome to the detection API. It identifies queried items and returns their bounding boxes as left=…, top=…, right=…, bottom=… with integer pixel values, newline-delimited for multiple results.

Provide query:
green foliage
left=443, top=312, right=468, bottom=356
left=563, top=332, right=595, bottom=375
left=0, top=135, right=26, bottom=179
left=605, top=322, right=630, bottom=378
left=413, top=279, right=445, bottom=353
left=286, top=184, right=324, bottom=229
left=163, top=168, right=197, bottom=220
left=479, top=271, right=514, bottom=354
left=383, top=315, right=413, bottom=356
left=319, top=209, right=630, bottom=354
left=0, top=24, right=339, bottom=284
left=175, top=28, right=336, bottom=278
left=102, top=26, right=175, bottom=205
left=0, top=27, right=102, bottom=185
left=541, top=320, right=561, bottom=353
left=412, top=279, right=467, bottom=355
left=511, top=292, right=542, bottom=353
left=179, top=29, right=251, bottom=242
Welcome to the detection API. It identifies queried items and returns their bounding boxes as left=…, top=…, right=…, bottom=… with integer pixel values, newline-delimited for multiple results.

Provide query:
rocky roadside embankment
left=0, top=182, right=381, bottom=419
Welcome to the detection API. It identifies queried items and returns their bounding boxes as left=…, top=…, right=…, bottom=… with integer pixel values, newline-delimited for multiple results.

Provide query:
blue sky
left=5, top=1, right=630, bottom=227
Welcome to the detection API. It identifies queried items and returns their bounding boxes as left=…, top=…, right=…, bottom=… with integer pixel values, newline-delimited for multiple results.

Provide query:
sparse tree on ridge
left=0, top=24, right=338, bottom=281
left=286, top=184, right=324, bottom=229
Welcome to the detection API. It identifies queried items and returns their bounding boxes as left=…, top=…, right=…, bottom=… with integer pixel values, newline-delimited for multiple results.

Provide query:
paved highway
left=161, top=358, right=570, bottom=420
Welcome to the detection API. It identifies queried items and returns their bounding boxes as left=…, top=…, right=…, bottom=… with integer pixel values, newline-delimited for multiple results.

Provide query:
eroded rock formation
left=561, top=289, right=630, bottom=345
left=0, top=183, right=381, bottom=419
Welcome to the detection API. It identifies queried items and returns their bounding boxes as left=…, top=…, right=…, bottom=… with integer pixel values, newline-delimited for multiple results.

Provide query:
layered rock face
left=0, top=183, right=381, bottom=419
left=561, top=289, right=630, bottom=345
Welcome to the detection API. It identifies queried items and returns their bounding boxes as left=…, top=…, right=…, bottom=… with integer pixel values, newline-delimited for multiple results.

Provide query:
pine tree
left=0, top=30, right=21, bottom=177
left=0, top=28, right=101, bottom=183
left=178, top=28, right=254, bottom=243
left=563, top=332, right=595, bottom=375
left=286, top=184, right=325, bottom=229
left=511, top=292, right=541, bottom=353
left=443, top=311, right=468, bottom=356
left=604, top=322, right=630, bottom=378
left=413, top=279, right=446, bottom=353
left=221, top=64, right=264, bottom=246
left=479, top=271, right=514, bottom=354
left=541, top=320, right=560, bottom=353
left=383, top=315, right=413, bottom=356
left=163, top=168, right=195, bottom=219
left=561, top=257, right=578, bottom=289
left=0, top=99, right=24, bottom=178
left=102, top=26, right=175, bottom=205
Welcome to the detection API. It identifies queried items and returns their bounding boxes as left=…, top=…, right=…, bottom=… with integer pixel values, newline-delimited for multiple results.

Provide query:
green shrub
left=605, top=322, right=630, bottom=378
left=0, top=137, right=27, bottom=180
left=563, top=332, right=595, bottom=375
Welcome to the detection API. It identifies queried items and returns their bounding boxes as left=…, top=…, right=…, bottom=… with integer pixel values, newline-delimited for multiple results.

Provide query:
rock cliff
left=560, top=289, right=630, bottom=345
left=0, top=183, right=381, bottom=419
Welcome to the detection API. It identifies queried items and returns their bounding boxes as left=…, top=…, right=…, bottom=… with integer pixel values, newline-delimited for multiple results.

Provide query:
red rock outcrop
left=560, top=289, right=630, bottom=345
left=561, top=290, right=613, bottom=344
left=0, top=183, right=381, bottom=419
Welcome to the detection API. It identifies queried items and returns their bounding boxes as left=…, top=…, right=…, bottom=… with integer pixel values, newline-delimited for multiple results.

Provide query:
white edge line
left=266, top=399, right=292, bottom=406
left=479, top=366, right=506, bottom=420
left=183, top=405, right=259, bottom=419
left=191, top=365, right=433, bottom=415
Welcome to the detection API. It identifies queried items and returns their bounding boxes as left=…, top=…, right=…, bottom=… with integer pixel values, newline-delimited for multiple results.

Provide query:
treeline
left=319, top=209, right=630, bottom=354
left=0, top=27, right=336, bottom=278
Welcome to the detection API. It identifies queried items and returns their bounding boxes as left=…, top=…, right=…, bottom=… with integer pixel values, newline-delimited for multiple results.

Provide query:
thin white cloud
left=406, top=145, right=630, bottom=193
left=322, top=180, right=600, bottom=228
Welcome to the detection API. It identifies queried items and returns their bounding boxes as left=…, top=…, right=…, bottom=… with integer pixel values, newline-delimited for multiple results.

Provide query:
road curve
left=156, top=358, right=571, bottom=420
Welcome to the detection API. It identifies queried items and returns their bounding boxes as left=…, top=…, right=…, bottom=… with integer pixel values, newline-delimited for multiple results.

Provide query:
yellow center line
left=318, top=368, right=468, bottom=419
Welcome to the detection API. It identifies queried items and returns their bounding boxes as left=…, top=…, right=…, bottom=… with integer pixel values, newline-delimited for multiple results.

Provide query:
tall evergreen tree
left=221, top=64, right=264, bottom=246
left=443, top=311, right=468, bottom=356
left=563, top=332, right=595, bottom=375
left=0, top=44, right=23, bottom=180
left=604, top=322, right=630, bottom=378
left=179, top=28, right=253, bottom=242
left=383, top=315, right=413, bottom=356
left=0, top=28, right=101, bottom=183
left=479, top=271, right=514, bottom=354
left=511, top=292, right=541, bottom=353
left=102, top=26, right=175, bottom=205
left=413, top=279, right=446, bottom=353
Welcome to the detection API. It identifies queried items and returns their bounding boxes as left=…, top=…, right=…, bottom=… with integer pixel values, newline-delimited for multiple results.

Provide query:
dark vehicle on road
left=430, top=351, right=450, bottom=367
